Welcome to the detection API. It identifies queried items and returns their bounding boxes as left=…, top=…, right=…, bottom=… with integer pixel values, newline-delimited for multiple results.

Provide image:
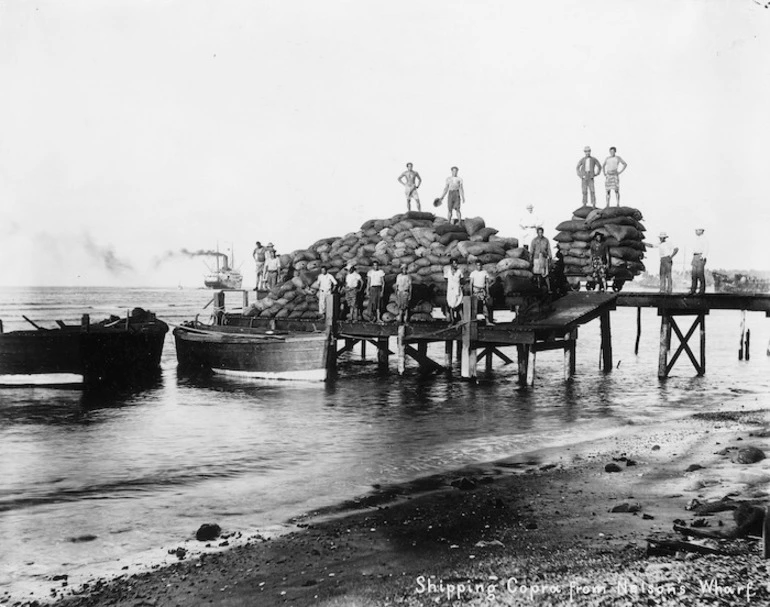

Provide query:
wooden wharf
left=615, top=292, right=770, bottom=378
left=216, top=289, right=770, bottom=383
left=329, top=291, right=617, bottom=385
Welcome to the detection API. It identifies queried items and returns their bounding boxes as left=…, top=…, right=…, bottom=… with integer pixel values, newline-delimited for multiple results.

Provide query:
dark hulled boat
left=0, top=308, right=168, bottom=386
left=174, top=290, right=330, bottom=381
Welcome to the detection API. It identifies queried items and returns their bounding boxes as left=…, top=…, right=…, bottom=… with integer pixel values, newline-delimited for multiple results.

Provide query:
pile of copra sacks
left=245, top=212, right=534, bottom=322
left=554, top=206, right=647, bottom=283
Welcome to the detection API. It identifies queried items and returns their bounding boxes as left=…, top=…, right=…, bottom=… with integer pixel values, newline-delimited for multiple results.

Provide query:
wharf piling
left=330, top=291, right=616, bottom=385
left=615, top=292, right=770, bottom=378
left=226, top=289, right=770, bottom=384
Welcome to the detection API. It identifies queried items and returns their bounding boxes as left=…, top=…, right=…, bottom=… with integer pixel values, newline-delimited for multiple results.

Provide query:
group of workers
left=312, top=258, right=495, bottom=325
left=249, top=150, right=709, bottom=324
left=251, top=241, right=283, bottom=290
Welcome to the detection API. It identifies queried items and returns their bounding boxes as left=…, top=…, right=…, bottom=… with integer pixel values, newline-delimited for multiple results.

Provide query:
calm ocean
left=1, top=286, right=769, bottom=601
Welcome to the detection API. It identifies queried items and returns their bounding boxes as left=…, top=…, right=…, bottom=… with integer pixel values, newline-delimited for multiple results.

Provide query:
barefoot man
left=602, top=147, right=628, bottom=207
left=397, top=163, right=422, bottom=211
left=438, top=166, right=465, bottom=224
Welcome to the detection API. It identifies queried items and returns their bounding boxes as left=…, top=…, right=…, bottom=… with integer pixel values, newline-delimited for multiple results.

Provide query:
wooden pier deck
left=217, top=288, right=770, bottom=383
left=335, top=292, right=617, bottom=384
left=615, top=291, right=770, bottom=377
left=616, top=292, right=770, bottom=316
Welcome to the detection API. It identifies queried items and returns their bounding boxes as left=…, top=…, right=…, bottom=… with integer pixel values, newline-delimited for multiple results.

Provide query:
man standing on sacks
left=576, top=146, right=602, bottom=207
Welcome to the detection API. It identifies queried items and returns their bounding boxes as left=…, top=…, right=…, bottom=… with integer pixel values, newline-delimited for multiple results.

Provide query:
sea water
left=0, top=286, right=768, bottom=601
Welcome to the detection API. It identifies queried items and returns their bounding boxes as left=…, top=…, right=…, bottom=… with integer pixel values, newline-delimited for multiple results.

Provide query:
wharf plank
left=517, top=292, right=617, bottom=331
left=617, top=292, right=770, bottom=315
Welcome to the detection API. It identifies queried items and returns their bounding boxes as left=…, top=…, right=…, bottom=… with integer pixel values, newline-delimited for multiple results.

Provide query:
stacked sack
left=553, top=206, right=647, bottom=283
left=245, top=212, right=532, bottom=322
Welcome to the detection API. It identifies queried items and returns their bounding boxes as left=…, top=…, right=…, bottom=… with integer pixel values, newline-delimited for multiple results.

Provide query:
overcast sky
left=1, top=0, right=768, bottom=287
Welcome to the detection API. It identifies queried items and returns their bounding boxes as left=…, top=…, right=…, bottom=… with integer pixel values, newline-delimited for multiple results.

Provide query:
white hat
left=583, top=146, right=591, bottom=152
left=659, top=232, right=668, bottom=238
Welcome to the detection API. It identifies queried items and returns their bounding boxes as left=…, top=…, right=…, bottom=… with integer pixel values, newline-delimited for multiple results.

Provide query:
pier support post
left=700, top=314, right=706, bottom=375
left=658, top=312, right=670, bottom=378
left=397, top=324, right=406, bottom=375
left=361, top=339, right=367, bottom=360
left=659, top=310, right=707, bottom=378
left=746, top=329, right=751, bottom=361
left=81, top=314, right=90, bottom=332
left=377, top=337, right=389, bottom=368
left=444, top=340, right=453, bottom=370
left=564, top=329, right=577, bottom=381
left=417, top=341, right=428, bottom=372
left=323, top=293, right=340, bottom=380
left=0, top=319, right=3, bottom=334
left=739, top=310, right=746, bottom=361
left=460, top=296, right=477, bottom=379
left=517, top=345, right=529, bottom=386
left=527, top=347, right=536, bottom=386
left=485, top=348, right=493, bottom=374
left=600, top=310, right=613, bottom=372
left=634, top=308, right=642, bottom=355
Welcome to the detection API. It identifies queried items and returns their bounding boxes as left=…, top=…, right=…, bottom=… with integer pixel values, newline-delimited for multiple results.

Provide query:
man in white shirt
left=366, top=261, right=386, bottom=322
left=317, top=266, right=338, bottom=317
left=264, top=249, right=282, bottom=289
left=518, top=204, right=543, bottom=251
left=689, top=228, right=709, bottom=295
left=469, top=260, right=493, bottom=323
left=575, top=146, right=602, bottom=207
left=602, top=147, right=628, bottom=207
left=438, top=166, right=465, bottom=224
left=657, top=232, right=679, bottom=294
left=344, top=265, right=364, bottom=321
left=443, top=259, right=464, bottom=323
left=397, top=163, right=422, bottom=212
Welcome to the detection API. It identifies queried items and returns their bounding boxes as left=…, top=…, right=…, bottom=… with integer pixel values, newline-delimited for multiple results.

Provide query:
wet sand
left=12, top=399, right=770, bottom=607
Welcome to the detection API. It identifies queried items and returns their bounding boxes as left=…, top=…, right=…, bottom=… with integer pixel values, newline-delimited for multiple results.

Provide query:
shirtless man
left=602, top=147, right=628, bottom=207
left=438, top=166, right=465, bottom=223
left=397, top=163, right=422, bottom=211
left=252, top=241, right=266, bottom=290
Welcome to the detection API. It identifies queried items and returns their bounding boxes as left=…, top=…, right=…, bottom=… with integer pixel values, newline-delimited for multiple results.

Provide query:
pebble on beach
left=195, top=524, right=222, bottom=542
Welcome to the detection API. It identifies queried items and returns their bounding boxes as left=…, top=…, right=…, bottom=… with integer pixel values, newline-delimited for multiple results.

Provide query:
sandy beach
left=7, top=396, right=769, bottom=607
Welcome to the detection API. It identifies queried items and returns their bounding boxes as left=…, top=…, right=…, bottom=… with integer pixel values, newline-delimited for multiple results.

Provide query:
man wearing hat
left=657, top=232, right=678, bottom=294
left=689, top=228, right=709, bottom=295
left=518, top=204, right=543, bottom=250
left=575, top=146, right=602, bottom=207
left=264, top=245, right=281, bottom=289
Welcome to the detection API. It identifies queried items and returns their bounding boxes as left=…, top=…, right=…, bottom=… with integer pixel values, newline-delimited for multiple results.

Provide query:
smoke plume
left=154, top=248, right=229, bottom=268
left=82, top=233, right=134, bottom=274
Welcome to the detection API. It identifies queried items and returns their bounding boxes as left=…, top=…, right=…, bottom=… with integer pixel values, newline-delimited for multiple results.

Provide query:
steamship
left=203, top=248, right=243, bottom=290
